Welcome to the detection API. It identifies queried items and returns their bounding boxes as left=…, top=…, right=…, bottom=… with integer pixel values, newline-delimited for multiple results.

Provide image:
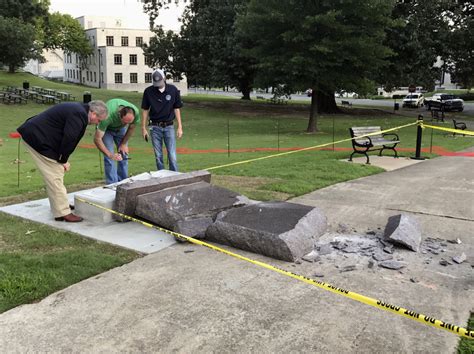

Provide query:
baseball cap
left=152, top=69, right=165, bottom=87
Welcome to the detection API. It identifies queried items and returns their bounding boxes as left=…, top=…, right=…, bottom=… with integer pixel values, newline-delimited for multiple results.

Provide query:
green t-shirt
left=98, top=98, right=140, bottom=131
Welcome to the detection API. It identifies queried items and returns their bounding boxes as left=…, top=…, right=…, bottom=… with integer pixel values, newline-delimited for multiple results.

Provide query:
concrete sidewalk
left=0, top=155, right=473, bottom=352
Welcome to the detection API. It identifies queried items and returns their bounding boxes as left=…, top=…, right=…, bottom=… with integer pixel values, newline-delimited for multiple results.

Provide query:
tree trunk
left=316, top=89, right=340, bottom=114
left=306, top=90, right=318, bottom=133
left=8, top=64, right=16, bottom=73
left=240, top=79, right=252, bottom=100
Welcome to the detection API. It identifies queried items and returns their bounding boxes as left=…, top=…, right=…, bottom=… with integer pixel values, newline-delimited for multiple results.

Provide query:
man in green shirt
left=94, top=98, right=140, bottom=184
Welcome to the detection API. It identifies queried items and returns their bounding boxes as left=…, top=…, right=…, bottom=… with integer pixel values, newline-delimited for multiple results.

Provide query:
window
left=101, top=72, right=104, bottom=83
left=145, top=73, right=152, bottom=83
left=86, top=71, right=89, bottom=81
left=114, top=73, right=123, bottom=83
left=114, top=54, right=122, bottom=65
left=130, top=73, right=138, bottom=83
left=144, top=55, right=153, bottom=66
left=94, top=72, right=97, bottom=82
left=136, top=37, right=143, bottom=47
left=121, top=36, right=129, bottom=46
left=129, top=54, right=137, bottom=65
left=106, top=36, right=114, bottom=46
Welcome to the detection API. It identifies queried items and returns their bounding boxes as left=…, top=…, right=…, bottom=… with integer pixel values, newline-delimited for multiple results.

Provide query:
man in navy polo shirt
left=141, top=69, right=183, bottom=171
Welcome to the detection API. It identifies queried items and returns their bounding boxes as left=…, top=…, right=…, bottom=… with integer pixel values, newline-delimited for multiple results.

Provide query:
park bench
left=341, top=100, right=352, bottom=107
left=349, top=126, right=400, bottom=164
left=452, top=119, right=466, bottom=137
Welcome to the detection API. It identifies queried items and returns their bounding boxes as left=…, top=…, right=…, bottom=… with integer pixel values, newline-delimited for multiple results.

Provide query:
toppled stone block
left=114, top=170, right=211, bottom=221
left=135, top=181, right=250, bottom=238
left=384, top=214, right=421, bottom=252
left=206, top=202, right=327, bottom=262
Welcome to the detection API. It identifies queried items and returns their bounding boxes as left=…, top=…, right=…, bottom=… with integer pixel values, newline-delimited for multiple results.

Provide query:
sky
left=49, top=0, right=185, bottom=31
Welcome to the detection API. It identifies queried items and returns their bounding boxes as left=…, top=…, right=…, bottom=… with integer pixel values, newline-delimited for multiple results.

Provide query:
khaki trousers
left=23, top=141, right=70, bottom=218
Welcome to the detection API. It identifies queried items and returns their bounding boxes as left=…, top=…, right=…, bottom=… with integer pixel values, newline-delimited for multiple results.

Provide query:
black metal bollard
left=412, top=114, right=425, bottom=160
left=83, top=92, right=92, bottom=103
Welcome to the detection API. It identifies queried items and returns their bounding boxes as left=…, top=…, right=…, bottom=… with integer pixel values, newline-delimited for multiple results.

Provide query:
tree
left=142, top=0, right=256, bottom=99
left=40, top=12, right=93, bottom=56
left=0, top=16, right=39, bottom=72
left=0, top=1, right=92, bottom=72
left=380, top=0, right=451, bottom=92
left=237, top=0, right=395, bottom=132
left=445, top=1, right=474, bottom=90
left=0, top=0, right=49, bottom=22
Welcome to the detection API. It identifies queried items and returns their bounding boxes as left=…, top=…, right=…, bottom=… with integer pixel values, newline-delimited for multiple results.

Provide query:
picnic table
left=56, top=91, right=74, bottom=101
left=36, top=94, right=61, bottom=104
left=31, top=86, right=42, bottom=92
left=3, top=93, right=27, bottom=104
left=43, top=88, right=57, bottom=96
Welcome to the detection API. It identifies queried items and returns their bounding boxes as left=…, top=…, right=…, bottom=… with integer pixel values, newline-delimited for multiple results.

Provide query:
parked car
left=424, top=93, right=464, bottom=112
left=402, top=93, right=424, bottom=108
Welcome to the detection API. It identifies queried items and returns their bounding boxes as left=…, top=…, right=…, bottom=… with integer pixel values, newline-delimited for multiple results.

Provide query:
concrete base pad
left=343, top=156, right=424, bottom=171
left=0, top=172, right=180, bottom=254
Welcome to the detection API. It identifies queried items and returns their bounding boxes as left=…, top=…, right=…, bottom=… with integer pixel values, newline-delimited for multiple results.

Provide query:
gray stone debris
left=317, top=244, right=333, bottom=256
left=206, top=202, right=327, bottom=262
left=302, top=250, right=321, bottom=263
left=373, top=251, right=393, bottom=262
left=379, top=260, right=406, bottom=270
left=340, top=265, right=357, bottom=272
left=383, top=245, right=394, bottom=254
left=452, top=253, right=466, bottom=264
left=447, top=238, right=462, bottom=244
left=135, top=181, right=250, bottom=238
left=439, top=259, right=453, bottom=266
left=384, top=214, right=421, bottom=252
left=114, top=170, right=211, bottom=221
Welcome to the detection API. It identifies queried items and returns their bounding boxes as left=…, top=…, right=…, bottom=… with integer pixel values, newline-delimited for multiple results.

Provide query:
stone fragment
left=317, top=244, right=333, bottom=256
left=439, top=259, right=451, bottom=266
left=340, top=265, right=356, bottom=272
left=373, top=251, right=393, bottom=262
left=114, top=170, right=211, bottom=220
left=379, top=260, right=406, bottom=270
left=313, top=273, right=324, bottom=278
left=302, top=250, right=321, bottom=263
left=384, top=214, right=421, bottom=252
left=136, top=181, right=249, bottom=238
left=342, top=245, right=359, bottom=253
left=368, top=260, right=374, bottom=269
left=206, top=202, right=327, bottom=262
left=452, top=253, right=466, bottom=264
left=447, top=238, right=462, bottom=244
left=383, top=245, right=394, bottom=254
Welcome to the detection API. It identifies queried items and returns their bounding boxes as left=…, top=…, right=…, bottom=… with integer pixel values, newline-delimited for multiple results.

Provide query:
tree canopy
left=0, top=0, right=92, bottom=72
left=237, top=0, right=395, bottom=131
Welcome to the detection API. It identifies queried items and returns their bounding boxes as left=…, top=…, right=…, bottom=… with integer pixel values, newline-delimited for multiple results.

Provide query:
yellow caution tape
left=421, top=123, right=474, bottom=136
left=76, top=196, right=473, bottom=339
left=206, top=122, right=419, bottom=171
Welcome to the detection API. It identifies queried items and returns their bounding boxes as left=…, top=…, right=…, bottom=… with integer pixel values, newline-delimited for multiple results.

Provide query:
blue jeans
left=103, top=127, right=128, bottom=184
left=150, top=125, right=178, bottom=171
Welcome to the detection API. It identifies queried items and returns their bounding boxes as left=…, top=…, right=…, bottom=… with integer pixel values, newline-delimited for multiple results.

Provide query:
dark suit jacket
left=18, top=103, right=89, bottom=163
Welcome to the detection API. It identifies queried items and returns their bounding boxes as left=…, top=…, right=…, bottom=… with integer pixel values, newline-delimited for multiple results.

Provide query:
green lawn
left=0, top=72, right=473, bottom=347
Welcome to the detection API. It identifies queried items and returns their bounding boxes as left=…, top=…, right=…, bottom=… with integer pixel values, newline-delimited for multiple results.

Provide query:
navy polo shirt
left=141, top=84, right=183, bottom=123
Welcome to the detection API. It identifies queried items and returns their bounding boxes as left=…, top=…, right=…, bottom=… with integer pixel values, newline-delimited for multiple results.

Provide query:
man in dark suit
left=17, top=101, right=108, bottom=222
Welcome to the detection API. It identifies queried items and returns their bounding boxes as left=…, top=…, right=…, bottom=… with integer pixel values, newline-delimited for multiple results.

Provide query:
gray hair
left=88, top=100, right=108, bottom=117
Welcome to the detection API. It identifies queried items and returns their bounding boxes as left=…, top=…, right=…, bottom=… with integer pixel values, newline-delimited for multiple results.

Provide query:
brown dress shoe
left=55, top=213, right=83, bottom=222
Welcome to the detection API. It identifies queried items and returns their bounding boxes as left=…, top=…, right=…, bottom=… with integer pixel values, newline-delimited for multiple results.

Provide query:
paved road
left=1, top=154, right=473, bottom=352
left=189, top=89, right=474, bottom=116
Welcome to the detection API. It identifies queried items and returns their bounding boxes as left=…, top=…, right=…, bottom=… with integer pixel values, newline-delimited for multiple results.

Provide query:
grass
left=0, top=72, right=473, bottom=346
left=0, top=212, right=139, bottom=313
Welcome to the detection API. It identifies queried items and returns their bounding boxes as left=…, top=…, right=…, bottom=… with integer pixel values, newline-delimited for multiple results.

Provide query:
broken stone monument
left=135, top=181, right=251, bottom=238
left=206, top=202, right=327, bottom=262
left=384, top=214, right=421, bottom=252
left=114, top=170, right=211, bottom=221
